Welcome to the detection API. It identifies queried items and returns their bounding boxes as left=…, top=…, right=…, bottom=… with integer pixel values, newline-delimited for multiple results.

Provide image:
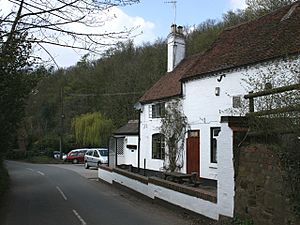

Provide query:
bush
left=0, top=160, right=9, bottom=199
left=5, top=150, right=27, bottom=160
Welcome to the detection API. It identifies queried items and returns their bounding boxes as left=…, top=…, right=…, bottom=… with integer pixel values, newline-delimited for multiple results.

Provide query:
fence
left=244, top=83, right=300, bottom=116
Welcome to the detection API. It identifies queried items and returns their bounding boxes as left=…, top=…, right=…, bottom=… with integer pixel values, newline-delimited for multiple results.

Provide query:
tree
left=0, top=0, right=139, bottom=155
left=160, top=100, right=189, bottom=172
left=245, top=0, right=297, bottom=16
left=0, top=28, right=36, bottom=155
left=0, top=0, right=140, bottom=61
left=244, top=56, right=299, bottom=112
left=243, top=56, right=300, bottom=133
left=72, top=112, right=114, bottom=147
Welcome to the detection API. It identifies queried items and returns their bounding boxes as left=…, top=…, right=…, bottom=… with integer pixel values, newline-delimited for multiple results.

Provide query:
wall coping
left=149, top=177, right=217, bottom=203
left=99, top=165, right=114, bottom=172
left=113, top=167, right=149, bottom=184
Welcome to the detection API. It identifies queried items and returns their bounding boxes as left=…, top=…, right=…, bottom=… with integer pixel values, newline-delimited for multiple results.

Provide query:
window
left=93, top=150, right=99, bottom=157
left=188, top=130, right=199, bottom=137
left=232, top=96, right=241, bottom=108
left=210, top=127, right=221, bottom=163
left=99, top=150, right=108, bottom=156
left=152, top=133, right=165, bottom=159
left=86, top=150, right=93, bottom=156
left=70, top=152, right=78, bottom=156
left=149, top=102, right=165, bottom=118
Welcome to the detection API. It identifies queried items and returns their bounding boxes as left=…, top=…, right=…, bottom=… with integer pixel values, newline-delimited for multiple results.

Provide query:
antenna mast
left=164, top=1, right=177, bottom=24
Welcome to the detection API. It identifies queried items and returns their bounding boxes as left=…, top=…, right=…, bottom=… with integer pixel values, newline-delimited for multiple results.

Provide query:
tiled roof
left=139, top=55, right=199, bottom=103
left=114, top=120, right=139, bottom=135
left=139, top=2, right=300, bottom=104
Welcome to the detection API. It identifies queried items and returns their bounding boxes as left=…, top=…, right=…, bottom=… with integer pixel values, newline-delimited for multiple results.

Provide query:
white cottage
left=99, top=2, right=300, bottom=220
left=138, top=2, right=300, bottom=182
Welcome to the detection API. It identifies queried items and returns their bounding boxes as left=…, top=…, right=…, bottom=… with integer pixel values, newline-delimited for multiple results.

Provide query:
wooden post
left=249, top=91, right=254, bottom=113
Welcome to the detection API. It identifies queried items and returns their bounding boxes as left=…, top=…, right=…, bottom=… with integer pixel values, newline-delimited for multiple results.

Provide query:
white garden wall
left=98, top=167, right=219, bottom=220
left=98, top=118, right=237, bottom=220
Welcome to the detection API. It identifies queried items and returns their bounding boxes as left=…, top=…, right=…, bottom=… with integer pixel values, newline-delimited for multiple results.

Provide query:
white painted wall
left=116, top=135, right=138, bottom=167
left=217, top=121, right=235, bottom=217
left=148, top=183, right=219, bottom=219
left=139, top=70, right=247, bottom=178
left=182, top=70, right=247, bottom=179
left=140, top=104, right=165, bottom=171
left=123, top=135, right=138, bottom=167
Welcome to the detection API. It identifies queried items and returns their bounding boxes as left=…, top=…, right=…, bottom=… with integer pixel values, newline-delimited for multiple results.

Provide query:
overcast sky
left=1, top=0, right=247, bottom=68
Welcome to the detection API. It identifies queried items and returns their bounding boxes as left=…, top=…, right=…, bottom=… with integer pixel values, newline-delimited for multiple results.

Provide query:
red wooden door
left=186, top=130, right=200, bottom=175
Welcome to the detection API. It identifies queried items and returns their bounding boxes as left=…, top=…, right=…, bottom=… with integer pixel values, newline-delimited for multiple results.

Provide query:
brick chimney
left=167, top=24, right=185, bottom=72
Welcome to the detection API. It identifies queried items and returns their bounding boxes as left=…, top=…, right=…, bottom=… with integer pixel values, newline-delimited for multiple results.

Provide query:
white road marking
left=37, top=171, right=45, bottom=176
left=56, top=186, right=68, bottom=201
left=26, top=168, right=34, bottom=172
left=72, top=209, right=87, bottom=225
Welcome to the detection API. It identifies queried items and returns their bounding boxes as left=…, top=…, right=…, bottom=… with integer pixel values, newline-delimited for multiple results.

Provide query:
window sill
left=209, top=164, right=218, bottom=169
left=151, top=158, right=165, bottom=161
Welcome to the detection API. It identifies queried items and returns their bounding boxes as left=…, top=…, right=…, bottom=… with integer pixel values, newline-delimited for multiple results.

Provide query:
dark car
left=65, top=149, right=88, bottom=164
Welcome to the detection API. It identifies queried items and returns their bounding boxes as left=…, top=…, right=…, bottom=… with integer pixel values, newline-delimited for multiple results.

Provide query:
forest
left=3, top=0, right=296, bottom=155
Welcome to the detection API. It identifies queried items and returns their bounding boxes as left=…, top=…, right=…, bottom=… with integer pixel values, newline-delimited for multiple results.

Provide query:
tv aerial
left=164, top=1, right=177, bottom=24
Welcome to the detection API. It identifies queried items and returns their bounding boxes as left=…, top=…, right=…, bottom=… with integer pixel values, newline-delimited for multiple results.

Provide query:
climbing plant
left=160, top=99, right=189, bottom=172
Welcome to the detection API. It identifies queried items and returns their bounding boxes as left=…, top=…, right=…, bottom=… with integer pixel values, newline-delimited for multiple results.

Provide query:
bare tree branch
left=1, top=0, right=140, bottom=64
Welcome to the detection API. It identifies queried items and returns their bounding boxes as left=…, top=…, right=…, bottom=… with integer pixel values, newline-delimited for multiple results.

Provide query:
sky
left=1, top=0, right=247, bottom=68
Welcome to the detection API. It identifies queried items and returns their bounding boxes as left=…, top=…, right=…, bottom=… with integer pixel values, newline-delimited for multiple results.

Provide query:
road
left=1, top=161, right=194, bottom=225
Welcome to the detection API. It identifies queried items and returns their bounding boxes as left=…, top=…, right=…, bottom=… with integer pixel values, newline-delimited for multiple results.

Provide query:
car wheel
left=84, top=162, right=89, bottom=169
left=72, top=159, right=78, bottom=164
left=97, top=161, right=102, bottom=167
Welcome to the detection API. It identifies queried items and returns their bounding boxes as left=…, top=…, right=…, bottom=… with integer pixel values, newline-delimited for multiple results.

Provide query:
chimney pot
left=177, top=26, right=183, bottom=34
left=171, top=24, right=177, bottom=33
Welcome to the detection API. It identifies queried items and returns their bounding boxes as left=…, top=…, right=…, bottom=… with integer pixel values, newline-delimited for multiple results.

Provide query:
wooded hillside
left=19, top=0, right=296, bottom=152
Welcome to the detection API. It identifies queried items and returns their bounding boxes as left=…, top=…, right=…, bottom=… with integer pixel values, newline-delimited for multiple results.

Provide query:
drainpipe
left=137, top=109, right=141, bottom=172
left=134, top=102, right=142, bottom=172
left=115, top=137, right=118, bottom=168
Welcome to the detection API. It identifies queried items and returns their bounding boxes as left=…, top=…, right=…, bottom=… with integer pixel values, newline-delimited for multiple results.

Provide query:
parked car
left=84, top=148, right=108, bottom=169
left=53, top=151, right=66, bottom=160
left=65, top=149, right=88, bottom=164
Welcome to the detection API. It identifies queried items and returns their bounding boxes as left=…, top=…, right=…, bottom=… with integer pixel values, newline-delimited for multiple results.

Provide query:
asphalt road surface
left=1, top=161, right=195, bottom=225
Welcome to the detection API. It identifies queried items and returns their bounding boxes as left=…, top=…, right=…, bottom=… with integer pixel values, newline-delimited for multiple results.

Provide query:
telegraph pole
left=59, top=87, right=65, bottom=159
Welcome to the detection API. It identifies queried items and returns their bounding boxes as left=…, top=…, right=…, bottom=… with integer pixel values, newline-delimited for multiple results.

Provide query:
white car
left=84, top=148, right=108, bottom=169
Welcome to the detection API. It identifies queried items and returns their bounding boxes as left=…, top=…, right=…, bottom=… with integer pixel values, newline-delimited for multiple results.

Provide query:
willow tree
left=160, top=100, right=189, bottom=172
left=72, top=112, right=114, bottom=147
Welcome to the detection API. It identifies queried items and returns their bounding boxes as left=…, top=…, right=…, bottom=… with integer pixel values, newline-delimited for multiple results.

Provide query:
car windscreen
left=69, top=152, right=78, bottom=156
left=99, top=150, right=108, bottom=156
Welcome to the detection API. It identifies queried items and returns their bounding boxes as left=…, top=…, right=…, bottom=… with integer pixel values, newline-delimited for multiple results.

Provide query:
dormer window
left=149, top=102, right=165, bottom=118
